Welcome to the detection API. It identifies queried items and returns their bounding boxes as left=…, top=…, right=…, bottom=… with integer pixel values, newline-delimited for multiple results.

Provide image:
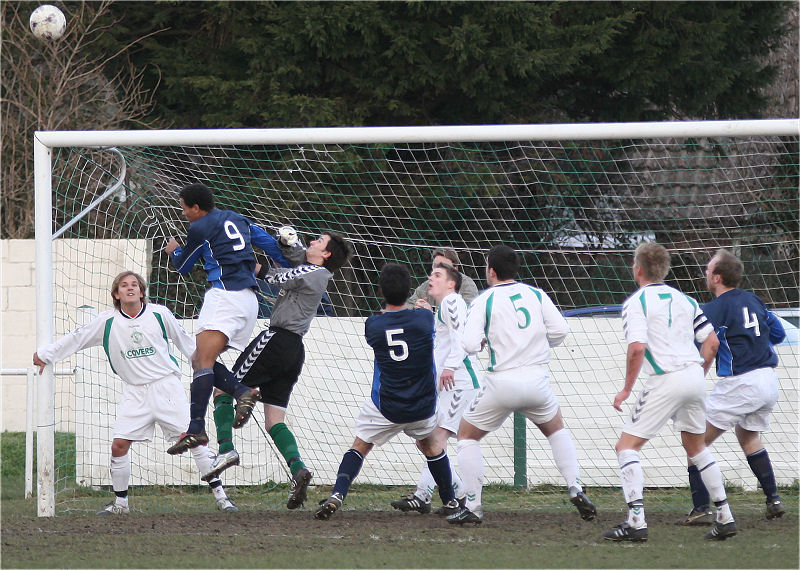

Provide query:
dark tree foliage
left=91, top=1, right=790, bottom=128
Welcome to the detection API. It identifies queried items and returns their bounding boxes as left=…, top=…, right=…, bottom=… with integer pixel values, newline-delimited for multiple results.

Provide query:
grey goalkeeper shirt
left=262, top=264, right=332, bottom=336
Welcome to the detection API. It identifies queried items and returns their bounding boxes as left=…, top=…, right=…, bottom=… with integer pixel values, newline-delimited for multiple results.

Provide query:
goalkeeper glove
left=277, top=226, right=298, bottom=247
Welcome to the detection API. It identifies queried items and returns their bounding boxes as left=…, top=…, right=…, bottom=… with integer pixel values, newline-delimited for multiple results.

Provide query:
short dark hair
left=712, top=248, right=743, bottom=288
left=379, top=263, right=411, bottom=306
left=179, top=183, right=215, bottom=211
left=321, top=231, right=352, bottom=273
left=487, top=245, right=519, bottom=281
left=434, top=262, right=462, bottom=293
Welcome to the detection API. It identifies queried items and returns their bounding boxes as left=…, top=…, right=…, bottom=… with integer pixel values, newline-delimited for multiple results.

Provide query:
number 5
left=385, top=329, right=408, bottom=361
left=509, top=294, right=531, bottom=329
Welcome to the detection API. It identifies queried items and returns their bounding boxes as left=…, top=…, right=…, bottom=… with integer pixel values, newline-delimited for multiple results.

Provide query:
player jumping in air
left=676, top=248, right=786, bottom=525
left=164, top=183, right=290, bottom=459
left=448, top=245, right=596, bottom=525
left=604, top=242, right=736, bottom=542
left=391, top=262, right=479, bottom=515
left=315, top=263, right=460, bottom=520
left=33, top=271, right=238, bottom=514
left=224, top=231, right=352, bottom=510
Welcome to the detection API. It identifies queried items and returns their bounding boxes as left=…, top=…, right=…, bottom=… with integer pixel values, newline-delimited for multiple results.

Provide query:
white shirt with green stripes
left=463, top=281, right=569, bottom=373
left=621, top=283, right=714, bottom=376
left=36, top=303, right=195, bottom=385
left=434, top=291, right=480, bottom=390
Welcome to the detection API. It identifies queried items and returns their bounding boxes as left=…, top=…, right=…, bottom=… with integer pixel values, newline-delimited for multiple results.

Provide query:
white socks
left=690, top=448, right=733, bottom=523
left=190, top=444, right=217, bottom=483
left=110, top=453, right=130, bottom=497
left=617, top=449, right=646, bottom=528
left=457, top=439, right=484, bottom=514
left=547, top=429, right=581, bottom=491
left=211, top=484, right=228, bottom=501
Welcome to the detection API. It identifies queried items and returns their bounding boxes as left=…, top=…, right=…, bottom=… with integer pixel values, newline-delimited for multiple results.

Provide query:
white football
left=30, top=5, right=66, bottom=41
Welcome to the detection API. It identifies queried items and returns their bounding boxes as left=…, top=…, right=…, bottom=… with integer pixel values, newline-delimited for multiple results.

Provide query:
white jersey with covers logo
left=434, top=292, right=480, bottom=390
left=463, top=282, right=569, bottom=372
left=621, top=283, right=714, bottom=375
left=36, top=303, right=195, bottom=385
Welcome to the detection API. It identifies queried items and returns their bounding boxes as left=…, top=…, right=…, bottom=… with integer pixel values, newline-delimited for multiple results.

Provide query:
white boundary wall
left=1, top=239, right=148, bottom=432
left=7, top=237, right=797, bottom=488
left=70, top=315, right=798, bottom=490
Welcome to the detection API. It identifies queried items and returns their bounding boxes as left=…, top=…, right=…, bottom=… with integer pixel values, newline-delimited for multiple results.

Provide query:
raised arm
left=249, top=223, right=291, bottom=268
left=257, top=264, right=321, bottom=289
left=34, top=315, right=106, bottom=373
left=167, top=224, right=206, bottom=274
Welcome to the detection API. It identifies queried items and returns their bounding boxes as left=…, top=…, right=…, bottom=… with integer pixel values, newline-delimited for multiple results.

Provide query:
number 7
left=658, top=292, right=673, bottom=327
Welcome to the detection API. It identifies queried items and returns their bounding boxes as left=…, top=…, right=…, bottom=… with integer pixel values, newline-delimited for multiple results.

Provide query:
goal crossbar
left=33, top=119, right=799, bottom=517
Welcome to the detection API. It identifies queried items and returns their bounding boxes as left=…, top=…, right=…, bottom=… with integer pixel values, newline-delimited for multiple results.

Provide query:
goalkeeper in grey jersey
left=216, top=231, right=352, bottom=510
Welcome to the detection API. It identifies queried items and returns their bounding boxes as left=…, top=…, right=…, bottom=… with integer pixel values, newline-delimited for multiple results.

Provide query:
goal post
left=34, top=119, right=799, bottom=517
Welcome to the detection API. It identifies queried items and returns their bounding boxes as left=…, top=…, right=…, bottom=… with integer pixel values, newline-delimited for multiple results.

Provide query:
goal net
left=34, top=121, right=798, bottom=516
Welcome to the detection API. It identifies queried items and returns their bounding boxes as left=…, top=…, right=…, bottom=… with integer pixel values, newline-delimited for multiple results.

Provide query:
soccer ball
left=29, top=5, right=66, bottom=41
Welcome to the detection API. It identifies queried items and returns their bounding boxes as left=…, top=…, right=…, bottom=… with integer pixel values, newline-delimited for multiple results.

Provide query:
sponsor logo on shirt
left=122, top=346, right=156, bottom=359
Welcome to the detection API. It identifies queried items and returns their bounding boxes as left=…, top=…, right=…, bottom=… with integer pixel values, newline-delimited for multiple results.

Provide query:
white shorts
left=197, top=287, right=258, bottom=351
left=706, top=367, right=779, bottom=432
left=622, top=364, right=707, bottom=440
left=353, top=399, right=438, bottom=446
left=437, top=387, right=478, bottom=434
left=462, top=365, right=559, bottom=432
left=114, top=375, right=189, bottom=442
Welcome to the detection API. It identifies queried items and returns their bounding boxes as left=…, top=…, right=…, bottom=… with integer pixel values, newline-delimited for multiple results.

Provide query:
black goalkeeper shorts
left=232, top=327, right=305, bottom=408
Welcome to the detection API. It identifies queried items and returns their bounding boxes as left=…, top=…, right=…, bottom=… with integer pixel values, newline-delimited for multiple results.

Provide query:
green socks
left=213, top=393, right=235, bottom=454
left=268, top=422, right=306, bottom=476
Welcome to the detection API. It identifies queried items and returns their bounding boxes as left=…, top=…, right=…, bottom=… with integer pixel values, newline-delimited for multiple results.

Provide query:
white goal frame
left=34, top=118, right=799, bottom=516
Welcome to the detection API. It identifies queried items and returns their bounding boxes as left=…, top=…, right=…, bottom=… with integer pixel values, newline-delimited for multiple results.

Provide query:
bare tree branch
left=1, top=1, right=162, bottom=238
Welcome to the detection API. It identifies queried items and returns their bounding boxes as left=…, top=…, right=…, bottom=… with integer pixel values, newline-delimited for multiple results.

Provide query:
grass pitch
left=2, top=432, right=797, bottom=568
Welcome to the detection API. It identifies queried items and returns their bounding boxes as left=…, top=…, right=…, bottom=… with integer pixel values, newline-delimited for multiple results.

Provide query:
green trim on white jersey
left=463, top=356, right=480, bottom=388
left=484, top=292, right=496, bottom=372
left=644, top=348, right=665, bottom=375
left=527, top=285, right=542, bottom=303
left=102, top=317, right=118, bottom=375
left=153, top=311, right=180, bottom=368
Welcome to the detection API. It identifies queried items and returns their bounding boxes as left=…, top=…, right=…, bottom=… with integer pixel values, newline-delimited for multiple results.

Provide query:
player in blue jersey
left=314, top=263, right=460, bottom=520
left=163, top=183, right=290, bottom=455
left=677, top=249, right=787, bottom=525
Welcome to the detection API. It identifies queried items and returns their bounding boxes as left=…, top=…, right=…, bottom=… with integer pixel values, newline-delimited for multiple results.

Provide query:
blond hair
left=110, top=271, right=147, bottom=310
left=633, top=242, right=670, bottom=283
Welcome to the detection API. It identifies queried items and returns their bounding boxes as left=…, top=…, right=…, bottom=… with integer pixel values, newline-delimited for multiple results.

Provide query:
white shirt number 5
left=385, top=328, right=409, bottom=361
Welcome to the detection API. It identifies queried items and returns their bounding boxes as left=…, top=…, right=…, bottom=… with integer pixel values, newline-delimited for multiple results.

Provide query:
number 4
left=743, top=308, right=761, bottom=337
